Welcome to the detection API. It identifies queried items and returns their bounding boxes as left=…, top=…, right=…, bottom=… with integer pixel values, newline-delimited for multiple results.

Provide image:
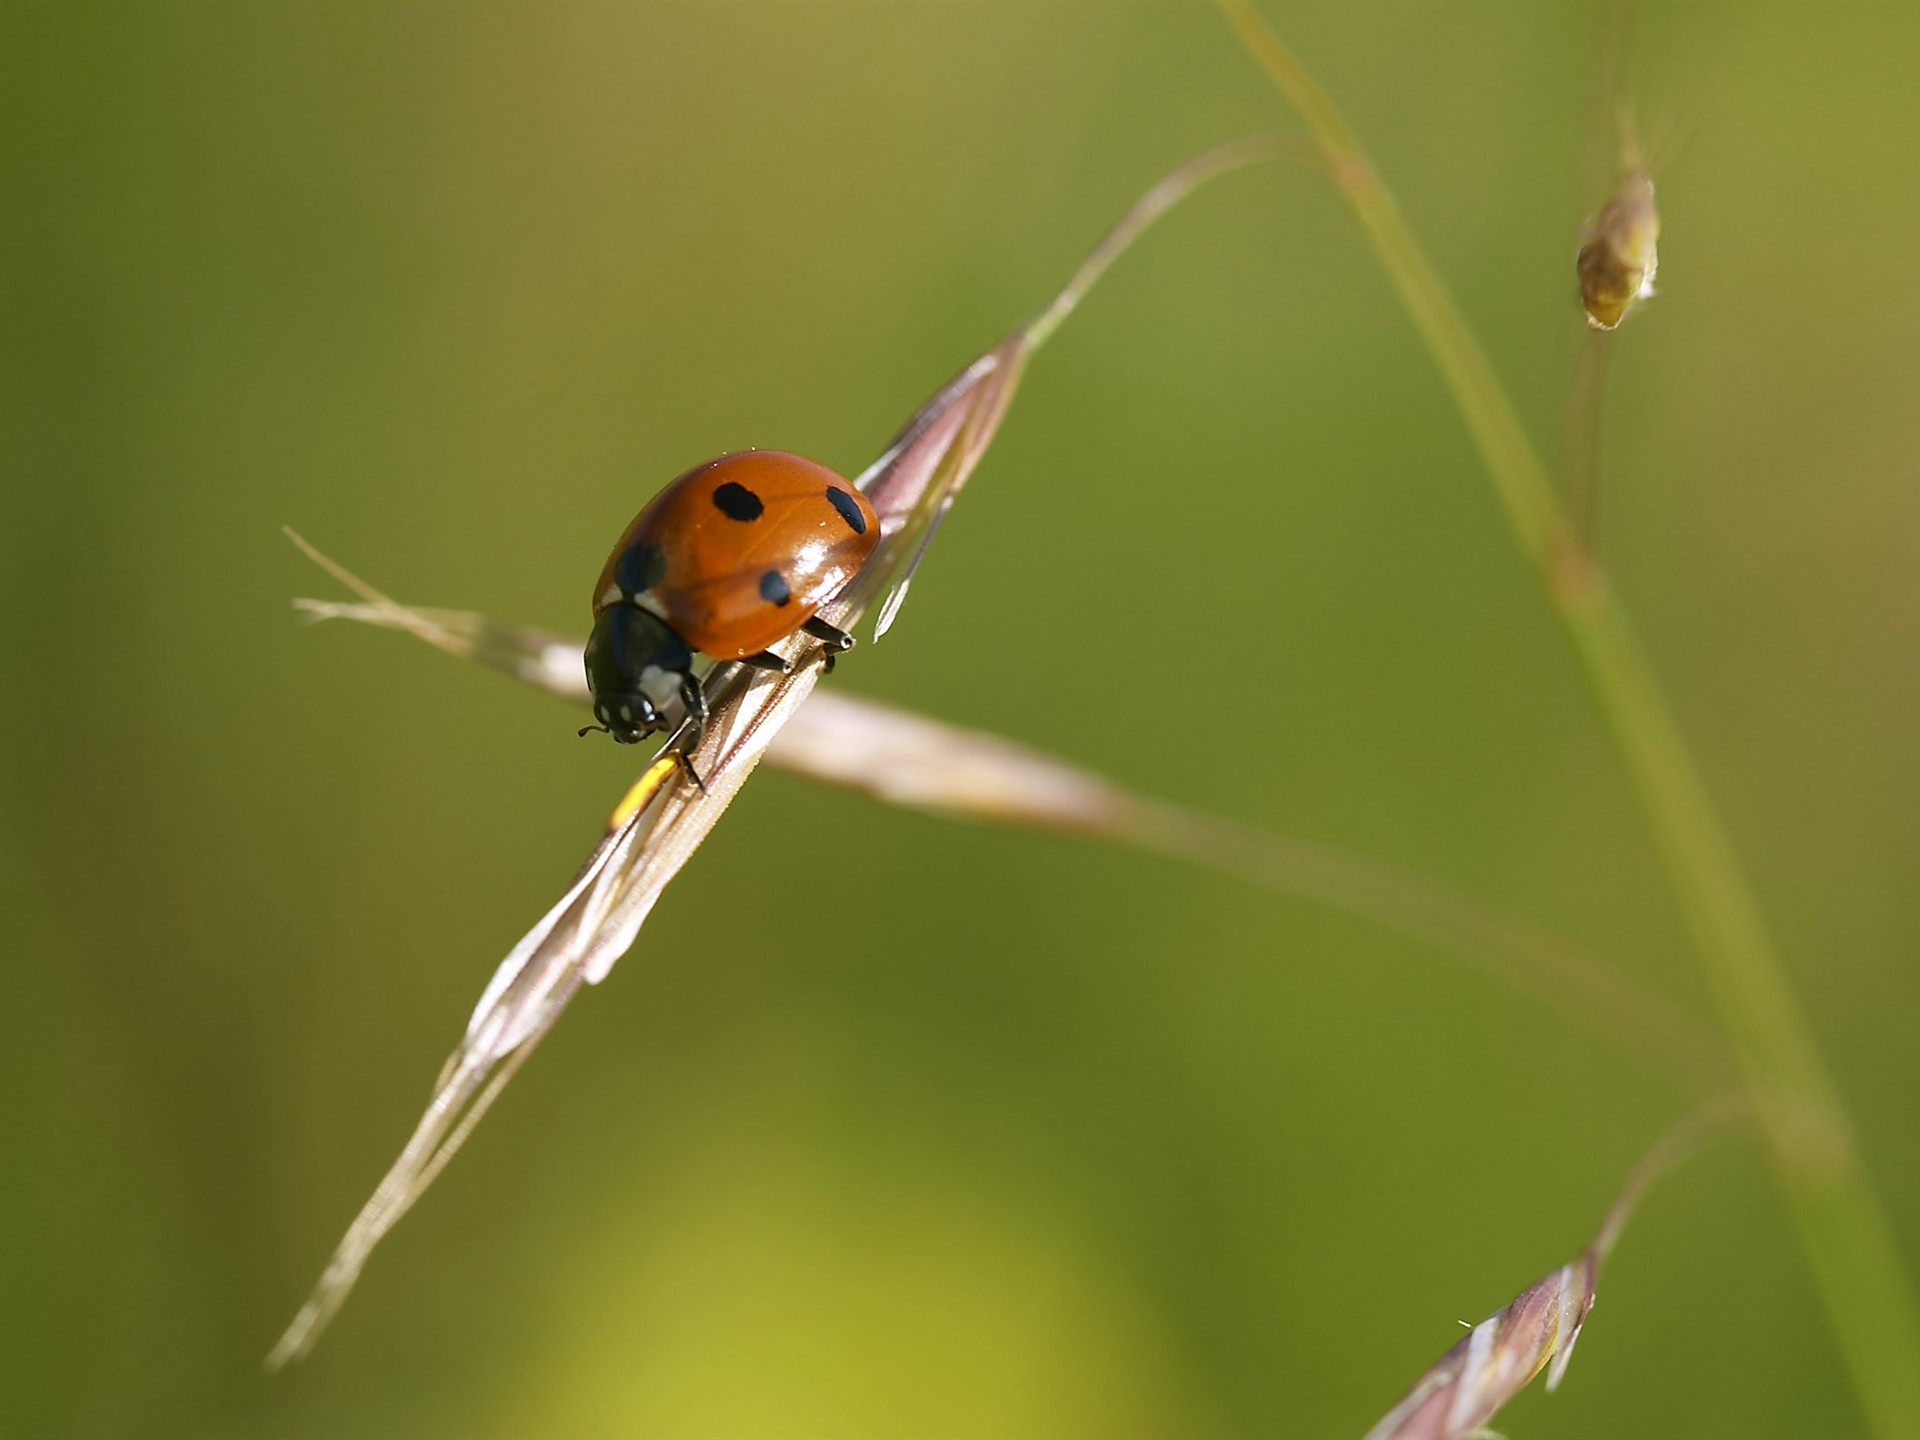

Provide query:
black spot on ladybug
left=712, top=481, right=764, bottom=522
left=615, top=541, right=667, bottom=595
left=759, top=570, right=792, bottom=607
left=825, top=486, right=867, bottom=535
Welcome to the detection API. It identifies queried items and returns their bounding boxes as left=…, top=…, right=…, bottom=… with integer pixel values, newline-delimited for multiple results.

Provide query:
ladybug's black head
left=584, top=605, right=695, bottom=745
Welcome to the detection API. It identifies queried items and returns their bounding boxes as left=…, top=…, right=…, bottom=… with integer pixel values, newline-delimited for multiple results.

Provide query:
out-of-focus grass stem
left=1217, top=3, right=1920, bottom=1434
left=1216, top=1, right=1567, bottom=568
left=1123, top=799, right=1724, bottom=1094
left=1564, top=331, right=1614, bottom=554
left=1580, top=4, right=1642, bottom=207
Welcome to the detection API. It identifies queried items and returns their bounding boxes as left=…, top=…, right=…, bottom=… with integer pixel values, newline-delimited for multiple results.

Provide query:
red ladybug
left=584, top=450, right=880, bottom=757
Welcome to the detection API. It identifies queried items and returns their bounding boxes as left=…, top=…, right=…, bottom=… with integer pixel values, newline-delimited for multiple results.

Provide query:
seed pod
left=1364, top=1101, right=1737, bottom=1438
left=1364, top=1255, right=1597, bottom=1440
left=1577, top=168, right=1660, bottom=330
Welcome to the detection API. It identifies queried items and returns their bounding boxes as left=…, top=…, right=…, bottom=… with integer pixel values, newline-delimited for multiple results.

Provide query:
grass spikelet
left=1574, top=10, right=1661, bottom=336
left=1576, top=153, right=1660, bottom=333
left=1363, top=1102, right=1738, bottom=1440
left=267, top=139, right=1286, bottom=1369
left=1565, top=106, right=1661, bottom=553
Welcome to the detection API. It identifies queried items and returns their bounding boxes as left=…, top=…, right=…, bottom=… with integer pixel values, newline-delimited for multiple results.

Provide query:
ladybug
left=584, top=450, right=880, bottom=762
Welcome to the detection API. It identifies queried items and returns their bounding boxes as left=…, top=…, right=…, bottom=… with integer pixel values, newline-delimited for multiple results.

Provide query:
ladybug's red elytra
left=584, top=450, right=880, bottom=763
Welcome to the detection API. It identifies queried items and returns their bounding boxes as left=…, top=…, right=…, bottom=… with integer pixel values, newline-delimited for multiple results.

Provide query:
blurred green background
left=4, top=3, right=1918, bottom=1436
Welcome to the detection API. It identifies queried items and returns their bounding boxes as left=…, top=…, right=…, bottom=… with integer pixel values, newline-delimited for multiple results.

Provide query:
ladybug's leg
left=671, top=671, right=710, bottom=792
left=801, top=615, right=855, bottom=652
left=800, top=615, right=855, bottom=674
left=739, top=650, right=794, bottom=674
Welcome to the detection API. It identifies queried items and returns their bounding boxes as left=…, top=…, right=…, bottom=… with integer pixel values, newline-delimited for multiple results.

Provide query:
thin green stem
left=1022, top=134, right=1316, bottom=352
left=1123, top=798, right=1728, bottom=1096
left=1217, top=2, right=1920, bottom=1434
left=1588, top=1093, right=1745, bottom=1271
left=1564, top=330, right=1614, bottom=554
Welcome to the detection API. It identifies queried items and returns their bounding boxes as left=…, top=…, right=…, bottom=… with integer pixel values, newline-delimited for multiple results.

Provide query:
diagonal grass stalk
left=1217, top=3, right=1920, bottom=1434
left=287, top=554, right=1729, bottom=1095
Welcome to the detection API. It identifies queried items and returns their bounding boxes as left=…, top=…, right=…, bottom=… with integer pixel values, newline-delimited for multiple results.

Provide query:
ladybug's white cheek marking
left=599, top=583, right=624, bottom=609
left=638, top=665, right=679, bottom=711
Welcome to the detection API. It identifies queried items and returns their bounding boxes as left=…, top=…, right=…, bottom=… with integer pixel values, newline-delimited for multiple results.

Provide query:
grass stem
left=1563, top=330, right=1614, bottom=553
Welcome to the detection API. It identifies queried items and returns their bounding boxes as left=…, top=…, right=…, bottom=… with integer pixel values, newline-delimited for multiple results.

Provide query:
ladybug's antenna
left=578, top=723, right=610, bottom=738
